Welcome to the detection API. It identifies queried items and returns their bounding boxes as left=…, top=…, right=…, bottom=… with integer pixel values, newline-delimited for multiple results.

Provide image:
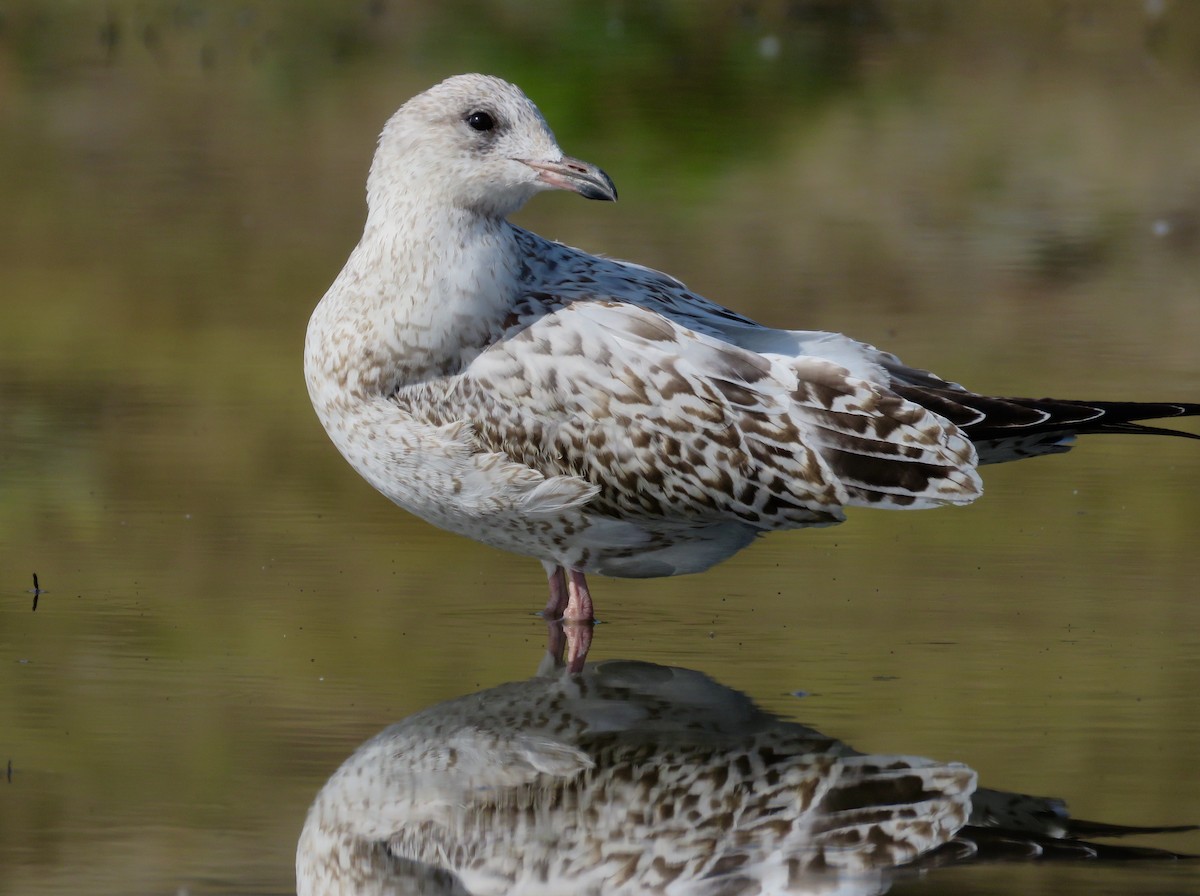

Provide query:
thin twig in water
left=30, top=572, right=43, bottom=611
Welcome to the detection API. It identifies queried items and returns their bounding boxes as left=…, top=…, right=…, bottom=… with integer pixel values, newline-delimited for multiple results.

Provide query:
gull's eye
left=465, top=110, right=496, bottom=132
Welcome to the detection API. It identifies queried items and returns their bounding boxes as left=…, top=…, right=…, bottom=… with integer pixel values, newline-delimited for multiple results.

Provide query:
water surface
left=2, top=3, right=1198, bottom=894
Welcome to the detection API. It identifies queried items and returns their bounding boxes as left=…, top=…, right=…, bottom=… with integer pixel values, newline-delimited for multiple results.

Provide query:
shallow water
left=2, top=3, right=1199, bottom=894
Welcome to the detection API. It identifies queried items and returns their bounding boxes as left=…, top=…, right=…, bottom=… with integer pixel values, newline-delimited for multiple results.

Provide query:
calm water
left=2, top=3, right=1199, bottom=894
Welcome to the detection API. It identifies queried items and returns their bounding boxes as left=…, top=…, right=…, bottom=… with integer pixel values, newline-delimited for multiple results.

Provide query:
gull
left=296, top=659, right=1195, bottom=895
left=305, top=74, right=1200, bottom=634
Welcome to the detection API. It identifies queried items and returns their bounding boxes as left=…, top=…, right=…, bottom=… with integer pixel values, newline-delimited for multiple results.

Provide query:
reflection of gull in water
left=304, top=73, right=1200, bottom=640
left=296, top=660, right=1193, bottom=896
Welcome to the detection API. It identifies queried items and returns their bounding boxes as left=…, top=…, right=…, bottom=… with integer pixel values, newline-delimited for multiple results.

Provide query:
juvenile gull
left=305, top=74, right=1200, bottom=633
left=296, top=659, right=1196, bottom=895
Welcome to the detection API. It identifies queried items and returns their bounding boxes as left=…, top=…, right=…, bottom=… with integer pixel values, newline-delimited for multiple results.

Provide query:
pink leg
left=542, top=564, right=568, bottom=619
left=542, top=566, right=595, bottom=675
left=563, top=621, right=593, bottom=675
left=564, top=568, right=595, bottom=623
left=545, top=618, right=566, bottom=667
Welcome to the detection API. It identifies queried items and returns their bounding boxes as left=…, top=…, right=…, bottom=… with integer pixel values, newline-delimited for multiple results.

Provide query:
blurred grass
left=1, top=1, right=1199, bottom=893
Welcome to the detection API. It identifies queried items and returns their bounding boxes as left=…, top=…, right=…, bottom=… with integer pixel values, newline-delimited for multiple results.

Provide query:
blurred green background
left=1, top=2, right=1198, bottom=893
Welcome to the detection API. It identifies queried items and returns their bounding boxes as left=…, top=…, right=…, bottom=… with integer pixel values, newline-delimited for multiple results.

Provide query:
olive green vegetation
left=2, top=2, right=1199, bottom=894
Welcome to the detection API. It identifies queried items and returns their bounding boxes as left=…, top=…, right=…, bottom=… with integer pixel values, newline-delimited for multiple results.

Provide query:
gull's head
left=367, top=74, right=617, bottom=222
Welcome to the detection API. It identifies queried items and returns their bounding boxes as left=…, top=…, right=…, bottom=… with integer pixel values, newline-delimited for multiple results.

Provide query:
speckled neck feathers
left=307, top=209, right=521, bottom=401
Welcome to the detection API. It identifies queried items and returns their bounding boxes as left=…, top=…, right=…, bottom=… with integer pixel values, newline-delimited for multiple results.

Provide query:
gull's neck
left=305, top=200, right=522, bottom=414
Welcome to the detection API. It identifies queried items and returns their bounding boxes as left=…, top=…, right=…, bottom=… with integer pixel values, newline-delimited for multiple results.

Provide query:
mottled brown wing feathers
left=788, top=358, right=981, bottom=508
left=456, top=300, right=848, bottom=528
left=414, top=301, right=985, bottom=527
left=809, top=757, right=976, bottom=869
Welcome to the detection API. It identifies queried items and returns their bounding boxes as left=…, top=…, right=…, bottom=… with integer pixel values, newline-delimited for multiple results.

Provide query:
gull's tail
left=915, top=825, right=1196, bottom=866
left=903, top=785, right=1198, bottom=868
left=893, top=386, right=1200, bottom=465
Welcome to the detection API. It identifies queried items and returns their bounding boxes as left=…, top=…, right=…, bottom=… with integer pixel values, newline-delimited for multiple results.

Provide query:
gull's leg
left=562, top=568, right=595, bottom=674
left=541, top=567, right=595, bottom=675
left=542, top=618, right=566, bottom=673
left=542, top=562, right=568, bottom=619
left=563, top=621, right=592, bottom=676
left=563, top=568, right=595, bottom=622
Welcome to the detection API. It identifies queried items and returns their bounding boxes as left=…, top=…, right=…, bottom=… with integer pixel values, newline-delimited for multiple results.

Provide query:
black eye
left=465, top=110, right=495, bottom=132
